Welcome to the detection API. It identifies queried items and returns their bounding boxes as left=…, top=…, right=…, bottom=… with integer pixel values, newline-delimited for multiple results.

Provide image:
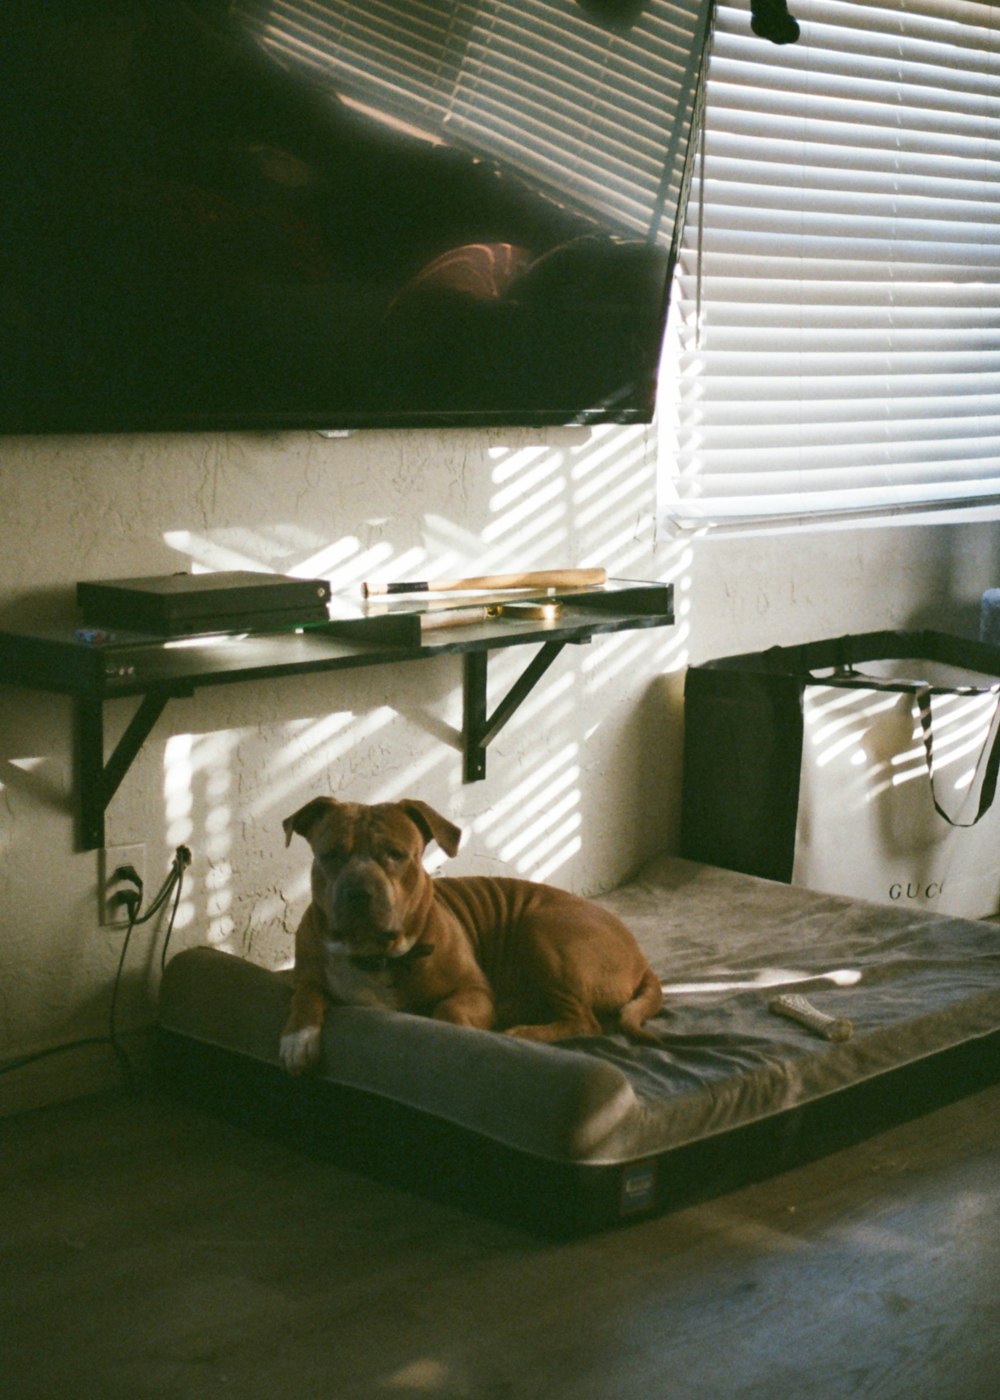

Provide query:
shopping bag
left=681, top=631, right=1000, bottom=916
left=793, top=657, right=1000, bottom=915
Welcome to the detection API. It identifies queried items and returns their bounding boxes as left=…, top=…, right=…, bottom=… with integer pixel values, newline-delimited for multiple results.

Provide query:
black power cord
left=0, top=845, right=192, bottom=1088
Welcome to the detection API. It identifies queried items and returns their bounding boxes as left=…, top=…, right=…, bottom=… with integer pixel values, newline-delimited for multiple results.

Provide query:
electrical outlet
left=99, top=843, right=146, bottom=927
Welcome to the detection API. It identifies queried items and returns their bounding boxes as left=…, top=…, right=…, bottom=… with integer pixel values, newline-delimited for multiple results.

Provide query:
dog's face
left=283, top=797, right=461, bottom=958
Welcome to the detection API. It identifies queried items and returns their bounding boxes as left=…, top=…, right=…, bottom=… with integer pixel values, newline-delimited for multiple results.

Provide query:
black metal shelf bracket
left=2, top=581, right=671, bottom=848
left=71, top=640, right=574, bottom=844
left=74, top=691, right=174, bottom=850
left=463, top=641, right=567, bottom=783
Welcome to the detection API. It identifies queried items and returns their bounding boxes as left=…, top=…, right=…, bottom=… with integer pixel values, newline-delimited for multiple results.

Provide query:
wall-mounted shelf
left=0, top=579, right=673, bottom=849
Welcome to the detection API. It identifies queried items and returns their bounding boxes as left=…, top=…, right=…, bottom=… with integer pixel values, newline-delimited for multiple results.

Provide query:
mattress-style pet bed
left=157, top=857, right=1000, bottom=1234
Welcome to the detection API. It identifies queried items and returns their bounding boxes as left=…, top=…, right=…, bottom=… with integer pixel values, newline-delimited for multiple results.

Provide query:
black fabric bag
left=680, top=629, right=1000, bottom=890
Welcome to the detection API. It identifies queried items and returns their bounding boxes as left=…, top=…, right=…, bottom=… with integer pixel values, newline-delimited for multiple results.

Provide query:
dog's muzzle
left=330, top=860, right=396, bottom=940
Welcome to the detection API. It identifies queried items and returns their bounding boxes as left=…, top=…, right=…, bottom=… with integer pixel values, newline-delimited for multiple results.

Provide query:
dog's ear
left=399, top=799, right=462, bottom=858
left=283, top=796, right=338, bottom=847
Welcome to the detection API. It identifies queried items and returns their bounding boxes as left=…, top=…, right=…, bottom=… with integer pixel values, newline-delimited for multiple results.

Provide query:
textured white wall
left=0, top=423, right=995, bottom=1110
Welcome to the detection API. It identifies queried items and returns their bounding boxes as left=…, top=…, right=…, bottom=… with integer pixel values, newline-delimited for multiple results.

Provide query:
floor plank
left=1, top=1081, right=998, bottom=1400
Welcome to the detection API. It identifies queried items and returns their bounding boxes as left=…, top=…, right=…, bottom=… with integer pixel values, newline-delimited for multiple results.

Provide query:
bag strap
left=818, top=663, right=1000, bottom=699
left=814, top=665, right=1000, bottom=828
left=913, top=687, right=1000, bottom=828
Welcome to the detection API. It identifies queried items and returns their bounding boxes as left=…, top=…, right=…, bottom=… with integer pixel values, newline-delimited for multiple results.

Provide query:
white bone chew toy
left=769, top=992, right=854, bottom=1042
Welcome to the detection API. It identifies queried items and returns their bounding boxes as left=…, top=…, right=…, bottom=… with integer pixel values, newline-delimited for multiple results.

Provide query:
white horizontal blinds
left=660, top=0, right=1000, bottom=526
left=233, top=1, right=713, bottom=241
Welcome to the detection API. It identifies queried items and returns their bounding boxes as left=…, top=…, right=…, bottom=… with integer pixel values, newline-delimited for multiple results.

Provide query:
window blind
left=232, top=0, right=714, bottom=243
left=659, top=0, right=1000, bottom=528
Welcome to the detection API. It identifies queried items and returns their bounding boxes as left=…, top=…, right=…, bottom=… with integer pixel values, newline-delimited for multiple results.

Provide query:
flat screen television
left=0, top=0, right=712, bottom=435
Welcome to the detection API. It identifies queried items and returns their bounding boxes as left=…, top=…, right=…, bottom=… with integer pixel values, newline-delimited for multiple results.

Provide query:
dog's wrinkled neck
left=349, top=942, right=435, bottom=974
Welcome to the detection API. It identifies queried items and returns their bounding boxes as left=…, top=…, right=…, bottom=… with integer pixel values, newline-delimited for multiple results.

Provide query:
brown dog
left=278, top=796, right=663, bottom=1074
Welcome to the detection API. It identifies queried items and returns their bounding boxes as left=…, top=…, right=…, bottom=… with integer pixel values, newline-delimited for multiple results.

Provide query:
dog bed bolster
left=158, top=945, right=639, bottom=1162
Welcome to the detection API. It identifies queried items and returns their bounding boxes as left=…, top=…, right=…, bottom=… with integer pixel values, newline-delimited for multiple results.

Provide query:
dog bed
left=157, top=857, right=1000, bottom=1234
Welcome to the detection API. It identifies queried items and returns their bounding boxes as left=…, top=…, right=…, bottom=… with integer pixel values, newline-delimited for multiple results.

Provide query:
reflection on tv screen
left=0, top=0, right=710, bottom=433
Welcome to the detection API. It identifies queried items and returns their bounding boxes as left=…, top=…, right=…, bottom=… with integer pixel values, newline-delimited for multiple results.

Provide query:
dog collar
left=349, top=942, right=434, bottom=974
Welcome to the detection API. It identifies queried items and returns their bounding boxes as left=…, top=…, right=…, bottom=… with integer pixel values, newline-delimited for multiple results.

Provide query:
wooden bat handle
left=363, top=568, right=606, bottom=597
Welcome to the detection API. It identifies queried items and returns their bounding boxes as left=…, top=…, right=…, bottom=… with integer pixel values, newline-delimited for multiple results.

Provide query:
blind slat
left=660, top=0, right=1000, bottom=527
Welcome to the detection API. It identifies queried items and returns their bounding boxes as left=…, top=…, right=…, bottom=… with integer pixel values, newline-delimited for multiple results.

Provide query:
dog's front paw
left=279, top=1024, right=323, bottom=1075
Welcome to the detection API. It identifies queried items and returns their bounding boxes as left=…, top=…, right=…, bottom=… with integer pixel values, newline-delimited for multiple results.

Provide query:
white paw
left=279, top=1024, right=322, bottom=1075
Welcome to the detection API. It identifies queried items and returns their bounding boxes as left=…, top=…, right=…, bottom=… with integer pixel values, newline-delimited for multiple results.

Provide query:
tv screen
left=0, top=0, right=711, bottom=434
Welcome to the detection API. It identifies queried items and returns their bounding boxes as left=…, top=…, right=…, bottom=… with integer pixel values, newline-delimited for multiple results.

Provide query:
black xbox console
left=77, top=571, right=331, bottom=636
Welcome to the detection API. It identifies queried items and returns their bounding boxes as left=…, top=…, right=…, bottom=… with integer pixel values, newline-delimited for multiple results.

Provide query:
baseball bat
left=362, top=567, right=606, bottom=598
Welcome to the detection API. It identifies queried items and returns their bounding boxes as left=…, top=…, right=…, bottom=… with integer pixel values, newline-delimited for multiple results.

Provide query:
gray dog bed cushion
left=157, top=857, right=1000, bottom=1226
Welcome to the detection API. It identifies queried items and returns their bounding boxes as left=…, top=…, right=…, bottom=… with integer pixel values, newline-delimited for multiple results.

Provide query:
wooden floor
left=2, top=1081, right=998, bottom=1400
